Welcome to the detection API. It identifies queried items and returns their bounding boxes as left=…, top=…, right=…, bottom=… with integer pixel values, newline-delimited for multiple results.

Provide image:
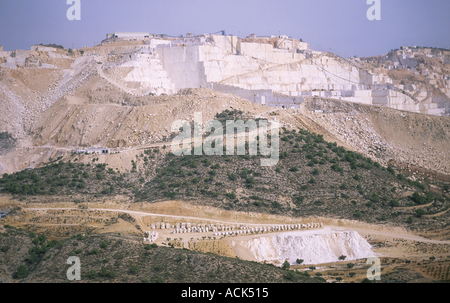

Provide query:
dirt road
left=25, top=207, right=450, bottom=245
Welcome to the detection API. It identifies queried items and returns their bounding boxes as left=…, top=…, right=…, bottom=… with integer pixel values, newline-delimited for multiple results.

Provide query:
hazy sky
left=1, top=0, right=449, bottom=57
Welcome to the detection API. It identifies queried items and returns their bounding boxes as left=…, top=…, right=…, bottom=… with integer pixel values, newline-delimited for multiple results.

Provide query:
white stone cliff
left=230, top=229, right=375, bottom=265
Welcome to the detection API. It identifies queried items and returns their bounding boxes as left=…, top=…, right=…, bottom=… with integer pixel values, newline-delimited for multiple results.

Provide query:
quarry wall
left=229, top=229, right=375, bottom=265
left=1, top=34, right=449, bottom=116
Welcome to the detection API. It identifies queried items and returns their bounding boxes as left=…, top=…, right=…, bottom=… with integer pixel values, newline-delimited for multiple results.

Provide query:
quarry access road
left=27, top=207, right=293, bottom=227
left=97, top=64, right=140, bottom=97
left=26, top=207, right=450, bottom=245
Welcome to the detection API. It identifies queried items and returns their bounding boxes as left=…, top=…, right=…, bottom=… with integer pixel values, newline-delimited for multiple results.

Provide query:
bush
left=387, top=166, right=395, bottom=174
left=105, top=269, right=115, bottom=279
left=15, top=265, right=30, bottom=279
left=389, top=200, right=399, bottom=207
left=130, top=265, right=138, bottom=275
left=225, top=192, right=236, bottom=200
left=89, top=269, right=97, bottom=279
left=411, top=192, right=426, bottom=205
left=228, top=173, right=237, bottom=181
left=153, top=264, right=163, bottom=272
left=415, top=209, right=426, bottom=217
left=282, top=261, right=290, bottom=270
left=330, top=164, right=343, bottom=173
left=296, top=259, right=304, bottom=265
left=339, top=255, right=347, bottom=260
left=285, top=270, right=297, bottom=281
left=294, top=196, right=304, bottom=205
left=354, top=211, right=362, bottom=218
left=406, top=216, right=413, bottom=224
left=376, top=214, right=387, bottom=221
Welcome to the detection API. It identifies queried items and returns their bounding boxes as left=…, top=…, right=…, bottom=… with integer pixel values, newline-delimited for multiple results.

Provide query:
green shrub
left=415, top=209, right=426, bottom=217
left=282, top=261, right=290, bottom=270
left=225, top=192, right=236, bottom=199
left=285, top=270, right=297, bottom=281
left=89, top=269, right=97, bottom=279
left=228, top=173, right=237, bottom=181
left=389, top=200, right=399, bottom=207
left=411, top=192, right=426, bottom=205
left=130, top=265, right=139, bottom=275
left=387, top=166, right=395, bottom=174
left=15, top=265, right=30, bottom=279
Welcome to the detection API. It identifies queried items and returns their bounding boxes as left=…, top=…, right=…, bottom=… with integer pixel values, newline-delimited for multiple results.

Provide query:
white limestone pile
left=243, top=230, right=374, bottom=265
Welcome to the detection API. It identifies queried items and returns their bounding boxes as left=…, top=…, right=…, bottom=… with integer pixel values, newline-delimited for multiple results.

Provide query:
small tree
left=339, top=255, right=347, bottom=260
left=282, top=261, right=290, bottom=270
left=296, top=259, right=304, bottom=265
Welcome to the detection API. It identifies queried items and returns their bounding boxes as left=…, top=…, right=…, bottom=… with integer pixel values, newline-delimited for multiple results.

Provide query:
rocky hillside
left=2, top=118, right=449, bottom=237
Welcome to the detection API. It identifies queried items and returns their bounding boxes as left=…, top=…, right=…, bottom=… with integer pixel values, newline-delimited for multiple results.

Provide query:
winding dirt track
left=26, top=207, right=450, bottom=245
